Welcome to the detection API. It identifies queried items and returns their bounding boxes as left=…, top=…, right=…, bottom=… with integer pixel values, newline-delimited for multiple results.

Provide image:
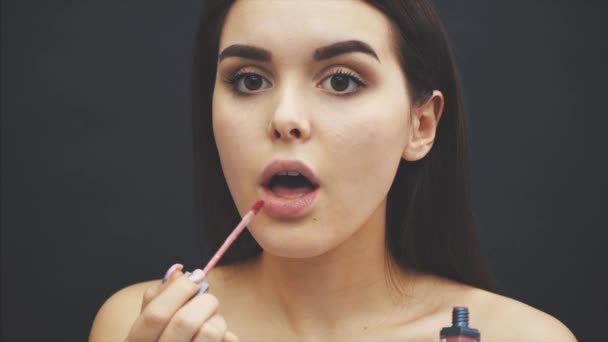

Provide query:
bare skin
left=91, top=263, right=575, bottom=341
left=91, top=1, right=576, bottom=341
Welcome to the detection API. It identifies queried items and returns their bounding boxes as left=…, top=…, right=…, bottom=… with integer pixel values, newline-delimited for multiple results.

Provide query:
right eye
left=226, top=72, right=271, bottom=94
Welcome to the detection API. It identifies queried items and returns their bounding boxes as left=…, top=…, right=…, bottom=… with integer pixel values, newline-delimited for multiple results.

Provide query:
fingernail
left=225, top=331, right=238, bottom=341
left=195, top=281, right=210, bottom=296
left=162, top=263, right=183, bottom=284
left=188, top=269, right=205, bottom=284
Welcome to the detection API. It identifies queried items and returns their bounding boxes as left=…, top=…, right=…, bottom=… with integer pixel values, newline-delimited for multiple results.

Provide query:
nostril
left=273, top=130, right=281, bottom=139
left=290, top=129, right=301, bottom=138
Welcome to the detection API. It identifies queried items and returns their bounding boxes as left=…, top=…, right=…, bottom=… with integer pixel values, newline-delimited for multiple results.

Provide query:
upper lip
left=259, top=159, right=321, bottom=188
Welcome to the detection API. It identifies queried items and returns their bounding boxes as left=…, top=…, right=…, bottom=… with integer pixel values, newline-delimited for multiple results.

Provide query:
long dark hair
left=192, top=0, right=497, bottom=293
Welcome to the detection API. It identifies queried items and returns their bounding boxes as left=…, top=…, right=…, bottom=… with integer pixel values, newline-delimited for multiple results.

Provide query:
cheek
left=321, top=98, right=409, bottom=206
left=212, top=100, right=261, bottom=200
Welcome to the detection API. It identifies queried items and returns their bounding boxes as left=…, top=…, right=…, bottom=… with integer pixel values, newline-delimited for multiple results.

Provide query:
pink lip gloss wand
left=200, top=199, right=264, bottom=278
left=184, top=200, right=265, bottom=293
left=439, top=307, right=481, bottom=342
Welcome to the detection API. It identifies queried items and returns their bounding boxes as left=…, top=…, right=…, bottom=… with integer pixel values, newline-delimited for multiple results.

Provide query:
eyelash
left=223, top=68, right=367, bottom=96
left=222, top=70, right=265, bottom=97
left=325, top=68, right=367, bottom=95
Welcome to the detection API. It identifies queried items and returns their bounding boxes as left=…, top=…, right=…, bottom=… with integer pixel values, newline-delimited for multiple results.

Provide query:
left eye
left=233, top=73, right=271, bottom=93
left=320, top=73, right=365, bottom=94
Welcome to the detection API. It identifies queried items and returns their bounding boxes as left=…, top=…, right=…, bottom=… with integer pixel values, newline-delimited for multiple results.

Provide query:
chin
left=249, top=223, right=335, bottom=259
left=262, top=246, right=328, bottom=259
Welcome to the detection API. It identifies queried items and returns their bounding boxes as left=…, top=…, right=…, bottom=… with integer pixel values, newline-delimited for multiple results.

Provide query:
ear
left=402, top=90, right=445, bottom=161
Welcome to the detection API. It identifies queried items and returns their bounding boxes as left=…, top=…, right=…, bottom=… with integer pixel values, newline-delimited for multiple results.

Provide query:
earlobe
left=402, top=137, right=434, bottom=162
left=402, top=90, right=444, bottom=162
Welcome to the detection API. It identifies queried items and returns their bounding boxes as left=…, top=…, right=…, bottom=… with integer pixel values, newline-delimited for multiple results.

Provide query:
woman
left=90, top=1, right=576, bottom=341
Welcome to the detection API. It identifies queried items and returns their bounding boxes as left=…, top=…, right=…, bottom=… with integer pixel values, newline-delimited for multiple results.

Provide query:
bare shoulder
left=89, top=280, right=157, bottom=341
left=467, top=288, right=577, bottom=342
left=419, top=276, right=576, bottom=341
left=88, top=267, right=232, bottom=341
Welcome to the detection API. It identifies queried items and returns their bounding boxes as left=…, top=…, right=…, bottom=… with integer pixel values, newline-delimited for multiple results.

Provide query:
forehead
left=219, top=0, right=395, bottom=61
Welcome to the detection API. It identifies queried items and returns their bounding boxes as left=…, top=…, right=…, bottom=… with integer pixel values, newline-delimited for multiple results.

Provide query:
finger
left=157, top=293, right=220, bottom=342
left=142, top=264, right=184, bottom=310
left=192, top=313, right=228, bottom=342
left=205, top=314, right=228, bottom=334
left=162, top=263, right=184, bottom=283
left=128, top=272, right=205, bottom=341
left=223, top=331, right=239, bottom=342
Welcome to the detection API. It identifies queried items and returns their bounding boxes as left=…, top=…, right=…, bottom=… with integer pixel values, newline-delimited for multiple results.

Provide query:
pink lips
left=258, top=159, right=321, bottom=218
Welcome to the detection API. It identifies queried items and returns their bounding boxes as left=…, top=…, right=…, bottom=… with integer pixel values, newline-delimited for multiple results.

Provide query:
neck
left=249, top=201, right=422, bottom=339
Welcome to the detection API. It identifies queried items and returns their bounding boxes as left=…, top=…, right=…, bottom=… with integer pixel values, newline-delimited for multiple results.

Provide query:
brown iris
left=243, top=74, right=263, bottom=91
left=330, top=75, right=349, bottom=92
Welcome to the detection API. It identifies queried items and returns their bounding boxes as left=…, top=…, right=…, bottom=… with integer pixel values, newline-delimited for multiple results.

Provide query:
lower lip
left=259, top=186, right=320, bottom=218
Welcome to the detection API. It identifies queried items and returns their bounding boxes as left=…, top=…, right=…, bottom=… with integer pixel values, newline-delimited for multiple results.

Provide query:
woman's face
left=212, top=0, right=413, bottom=258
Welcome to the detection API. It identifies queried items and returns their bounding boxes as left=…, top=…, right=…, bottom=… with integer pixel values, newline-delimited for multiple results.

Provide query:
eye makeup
left=222, top=66, right=368, bottom=97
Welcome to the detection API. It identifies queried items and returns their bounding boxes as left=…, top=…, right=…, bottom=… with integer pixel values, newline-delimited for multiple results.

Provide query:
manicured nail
left=162, top=263, right=183, bottom=284
left=188, top=269, right=205, bottom=284
left=196, top=282, right=210, bottom=296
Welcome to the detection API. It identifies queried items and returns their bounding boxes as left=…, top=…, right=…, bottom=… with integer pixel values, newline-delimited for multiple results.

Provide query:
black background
left=2, top=1, right=607, bottom=341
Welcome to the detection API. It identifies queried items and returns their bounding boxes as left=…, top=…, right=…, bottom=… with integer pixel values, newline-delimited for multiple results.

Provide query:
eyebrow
left=217, top=40, right=380, bottom=63
left=218, top=44, right=271, bottom=63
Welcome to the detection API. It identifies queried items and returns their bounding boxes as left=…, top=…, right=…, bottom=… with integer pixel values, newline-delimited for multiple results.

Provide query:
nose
left=267, top=88, right=311, bottom=142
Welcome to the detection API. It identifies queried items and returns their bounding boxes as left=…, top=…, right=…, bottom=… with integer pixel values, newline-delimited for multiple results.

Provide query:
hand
left=124, top=264, right=239, bottom=342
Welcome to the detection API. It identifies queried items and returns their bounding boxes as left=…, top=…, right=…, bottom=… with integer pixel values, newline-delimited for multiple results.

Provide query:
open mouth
left=263, top=171, right=320, bottom=199
left=258, top=159, right=321, bottom=217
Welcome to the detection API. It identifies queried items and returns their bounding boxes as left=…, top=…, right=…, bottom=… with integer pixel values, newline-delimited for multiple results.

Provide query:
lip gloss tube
left=439, top=307, right=480, bottom=342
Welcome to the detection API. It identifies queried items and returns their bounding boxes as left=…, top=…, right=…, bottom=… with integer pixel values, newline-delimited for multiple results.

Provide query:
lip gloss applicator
left=184, top=200, right=265, bottom=293
left=200, top=199, right=264, bottom=278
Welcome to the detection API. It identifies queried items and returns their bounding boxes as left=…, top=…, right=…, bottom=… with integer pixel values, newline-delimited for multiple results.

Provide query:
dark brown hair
left=192, top=0, right=497, bottom=292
